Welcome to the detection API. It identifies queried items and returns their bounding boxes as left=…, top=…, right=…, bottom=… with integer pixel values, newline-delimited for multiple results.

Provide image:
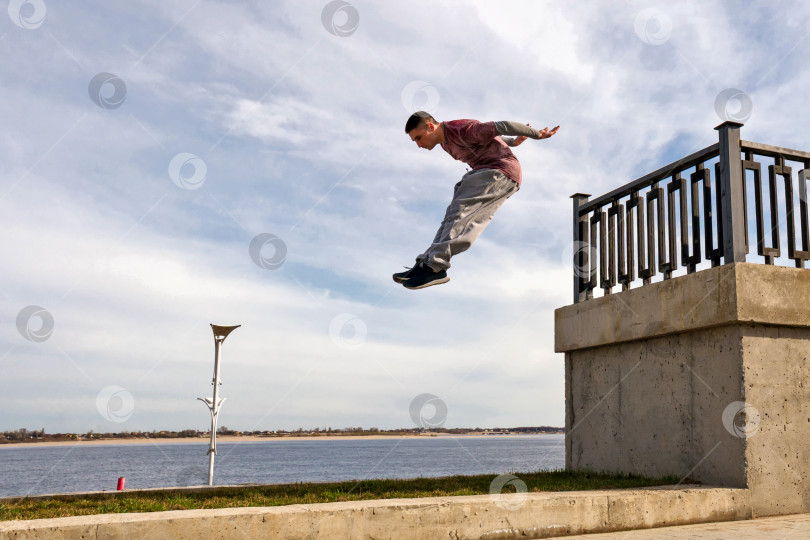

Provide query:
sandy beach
left=0, top=433, right=556, bottom=449
left=0, top=433, right=558, bottom=448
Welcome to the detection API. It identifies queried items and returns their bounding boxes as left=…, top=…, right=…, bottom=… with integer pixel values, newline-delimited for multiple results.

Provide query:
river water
left=0, top=434, right=564, bottom=497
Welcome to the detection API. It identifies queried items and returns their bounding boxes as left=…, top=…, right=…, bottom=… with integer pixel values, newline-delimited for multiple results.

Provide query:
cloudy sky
left=1, top=0, right=808, bottom=434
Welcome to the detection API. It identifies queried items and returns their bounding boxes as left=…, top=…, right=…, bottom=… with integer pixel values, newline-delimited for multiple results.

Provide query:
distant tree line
left=0, top=428, right=203, bottom=444
left=0, top=425, right=564, bottom=444
left=1, top=428, right=46, bottom=441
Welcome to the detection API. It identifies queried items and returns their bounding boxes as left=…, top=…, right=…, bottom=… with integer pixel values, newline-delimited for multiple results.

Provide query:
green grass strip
left=0, top=470, right=680, bottom=521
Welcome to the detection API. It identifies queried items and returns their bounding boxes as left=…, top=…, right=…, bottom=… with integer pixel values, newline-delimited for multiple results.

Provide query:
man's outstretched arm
left=495, top=121, right=560, bottom=147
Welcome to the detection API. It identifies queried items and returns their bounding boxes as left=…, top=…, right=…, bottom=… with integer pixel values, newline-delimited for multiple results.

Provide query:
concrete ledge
left=0, top=486, right=751, bottom=539
left=555, top=263, right=810, bottom=353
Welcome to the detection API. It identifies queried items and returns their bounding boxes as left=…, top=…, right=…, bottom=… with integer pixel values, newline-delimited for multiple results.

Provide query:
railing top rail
left=740, top=140, right=810, bottom=161
left=579, top=143, right=720, bottom=214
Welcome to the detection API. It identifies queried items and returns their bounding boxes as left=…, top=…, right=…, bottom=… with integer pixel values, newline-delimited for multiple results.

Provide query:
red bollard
left=117, top=477, right=125, bottom=491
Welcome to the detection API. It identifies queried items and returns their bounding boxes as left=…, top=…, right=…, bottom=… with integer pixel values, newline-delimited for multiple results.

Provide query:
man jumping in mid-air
left=394, top=111, right=559, bottom=289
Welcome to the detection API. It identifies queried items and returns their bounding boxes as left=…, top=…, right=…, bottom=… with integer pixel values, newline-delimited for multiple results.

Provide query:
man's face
left=408, top=122, right=440, bottom=150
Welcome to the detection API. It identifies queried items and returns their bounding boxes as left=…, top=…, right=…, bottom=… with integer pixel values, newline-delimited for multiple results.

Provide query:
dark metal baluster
left=764, top=156, right=784, bottom=263
left=742, top=152, right=761, bottom=259
left=641, top=186, right=658, bottom=284
left=607, top=202, right=622, bottom=292
left=709, top=163, right=724, bottom=267
left=797, top=162, right=810, bottom=268
left=686, top=165, right=705, bottom=273
left=656, top=182, right=667, bottom=278
left=583, top=215, right=594, bottom=300
left=782, top=156, right=799, bottom=266
left=618, top=192, right=638, bottom=291
left=646, top=182, right=664, bottom=280
left=626, top=193, right=643, bottom=287
left=624, top=194, right=636, bottom=287
left=599, top=208, right=610, bottom=294
left=663, top=173, right=682, bottom=279
left=590, top=210, right=601, bottom=296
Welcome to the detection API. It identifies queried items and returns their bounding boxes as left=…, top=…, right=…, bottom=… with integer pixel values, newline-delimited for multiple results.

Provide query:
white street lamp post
left=198, top=324, right=240, bottom=486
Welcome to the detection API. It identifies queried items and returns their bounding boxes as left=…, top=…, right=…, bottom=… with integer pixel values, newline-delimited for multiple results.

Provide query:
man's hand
left=510, top=123, right=559, bottom=147
left=537, top=125, right=560, bottom=139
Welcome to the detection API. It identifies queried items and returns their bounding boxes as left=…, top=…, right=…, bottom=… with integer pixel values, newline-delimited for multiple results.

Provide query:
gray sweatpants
left=417, top=168, right=519, bottom=271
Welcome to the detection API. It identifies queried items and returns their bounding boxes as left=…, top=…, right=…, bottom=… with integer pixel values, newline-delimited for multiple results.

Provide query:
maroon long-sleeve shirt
left=440, top=119, right=539, bottom=185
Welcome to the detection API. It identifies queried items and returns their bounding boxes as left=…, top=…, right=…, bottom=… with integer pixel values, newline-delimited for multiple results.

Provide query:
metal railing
left=571, top=122, right=810, bottom=303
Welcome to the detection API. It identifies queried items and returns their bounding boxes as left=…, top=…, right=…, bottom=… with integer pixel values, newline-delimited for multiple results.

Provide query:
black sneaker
left=393, top=265, right=417, bottom=284
left=402, top=263, right=449, bottom=290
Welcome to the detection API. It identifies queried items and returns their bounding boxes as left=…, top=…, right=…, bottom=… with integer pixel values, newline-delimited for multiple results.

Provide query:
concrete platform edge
left=0, top=485, right=751, bottom=539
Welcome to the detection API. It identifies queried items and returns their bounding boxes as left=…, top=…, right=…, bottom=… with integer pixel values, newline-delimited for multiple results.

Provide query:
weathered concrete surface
left=561, top=512, right=810, bottom=539
left=740, top=325, right=810, bottom=515
left=564, top=325, right=747, bottom=487
left=555, top=262, right=810, bottom=353
left=0, top=486, right=749, bottom=539
left=556, top=262, right=810, bottom=517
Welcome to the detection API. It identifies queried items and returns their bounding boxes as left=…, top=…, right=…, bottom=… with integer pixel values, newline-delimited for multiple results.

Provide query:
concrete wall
left=555, top=263, right=810, bottom=517
left=0, top=486, right=750, bottom=539
left=741, top=325, right=810, bottom=514
left=564, top=326, right=747, bottom=487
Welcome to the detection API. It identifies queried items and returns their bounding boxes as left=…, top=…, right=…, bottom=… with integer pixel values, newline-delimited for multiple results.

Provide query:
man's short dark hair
left=405, top=111, right=437, bottom=133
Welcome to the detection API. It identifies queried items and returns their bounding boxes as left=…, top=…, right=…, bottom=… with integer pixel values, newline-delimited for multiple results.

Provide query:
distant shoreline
left=0, top=432, right=562, bottom=448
